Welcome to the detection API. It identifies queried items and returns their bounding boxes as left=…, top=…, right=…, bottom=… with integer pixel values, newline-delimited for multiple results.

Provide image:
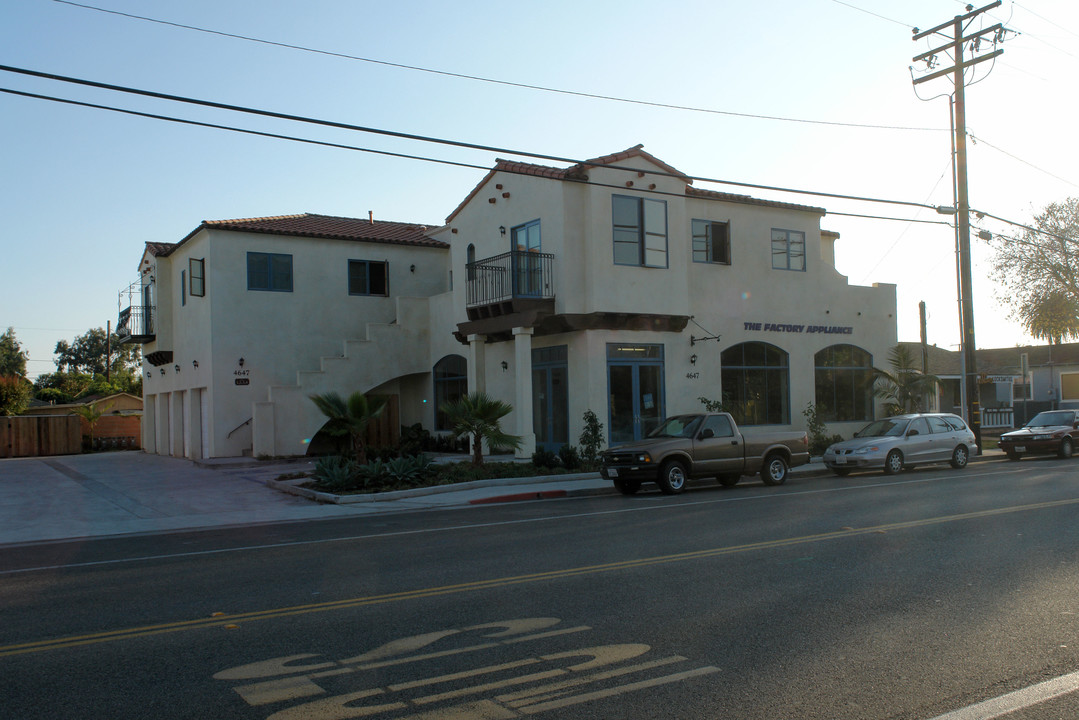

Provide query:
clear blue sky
left=3, top=0, right=1078, bottom=380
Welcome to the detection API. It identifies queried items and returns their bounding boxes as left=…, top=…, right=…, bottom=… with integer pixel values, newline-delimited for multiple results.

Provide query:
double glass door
left=532, top=346, right=568, bottom=453
left=608, top=344, right=665, bottom=445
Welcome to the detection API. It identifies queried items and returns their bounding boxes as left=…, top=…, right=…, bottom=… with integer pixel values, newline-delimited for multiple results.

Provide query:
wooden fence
left=0, top=416, right=82, bottom=458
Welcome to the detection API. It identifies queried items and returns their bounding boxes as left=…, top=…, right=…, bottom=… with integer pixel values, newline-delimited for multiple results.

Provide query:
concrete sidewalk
left=0, top=449, right=1001, bottom=547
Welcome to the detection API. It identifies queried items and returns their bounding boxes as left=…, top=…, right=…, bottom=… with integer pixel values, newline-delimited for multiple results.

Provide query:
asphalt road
left=2, top=457, right=1079, bottom=719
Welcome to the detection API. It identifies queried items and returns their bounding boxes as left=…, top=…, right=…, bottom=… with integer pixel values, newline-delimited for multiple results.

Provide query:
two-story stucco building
left=118, top=145, right=898, bottom=459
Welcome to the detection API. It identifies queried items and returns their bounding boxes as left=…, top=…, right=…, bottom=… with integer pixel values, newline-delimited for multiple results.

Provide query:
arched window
left=814, top=344, right=873, bottom=422
left=720, top=342, right=789, bottom=425
left=466, top=244, right=476, bottom=282
left=433, top=355, right=467, bottom=431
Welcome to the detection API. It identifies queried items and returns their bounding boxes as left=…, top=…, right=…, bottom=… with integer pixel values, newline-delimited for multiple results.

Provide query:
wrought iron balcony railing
left=116, top=279, right=155, bottom=343
left=465, top=250, right=554, bottom=308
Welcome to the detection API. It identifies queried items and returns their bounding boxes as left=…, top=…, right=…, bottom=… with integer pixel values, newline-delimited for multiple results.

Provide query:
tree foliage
left=0, top=376, right=32, bottom=416
left=990, top=197, right=1079, bottom=343
left=439, top=392, right=522, bottom=465
left=872, top=345, right=940, bottom=416
left=54, top=327, right=141, bottom=378
left=0, top=327, right=28, bottom=378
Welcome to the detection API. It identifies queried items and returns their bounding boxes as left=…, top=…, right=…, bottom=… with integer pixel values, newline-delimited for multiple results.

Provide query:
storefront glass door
left=607, top=344, right=665, bottom=445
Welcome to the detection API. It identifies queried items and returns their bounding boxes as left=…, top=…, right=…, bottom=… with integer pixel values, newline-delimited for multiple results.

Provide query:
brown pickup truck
left=599, top=412, right=810, bottom=495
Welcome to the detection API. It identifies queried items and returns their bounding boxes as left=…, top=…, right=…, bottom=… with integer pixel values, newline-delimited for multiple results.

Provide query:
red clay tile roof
left=169, top=213, right=447, bottom=252
left=145, top=241, right=177, bottom=256
left=445, top=145, right=827, bottom=223
left=686, top=186, right=826, bottom=215
left=568, top=144, right=690, bottom=180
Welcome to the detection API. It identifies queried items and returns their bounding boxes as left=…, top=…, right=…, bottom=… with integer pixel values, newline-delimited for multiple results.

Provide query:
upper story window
left=512, top=219, right=541, bottom=252
left=692, top=219, right=731, bottom=264
left=247, top=252, right=293, bottom=292
left=771, top=229, right=805, bottom=271
left=181, top=269, right=186, bottom=307
left=348, top=260, right=388, bottom=296
left=612, top=195, right=667, bottom=268
left=190, top=258, right=205, bottom=297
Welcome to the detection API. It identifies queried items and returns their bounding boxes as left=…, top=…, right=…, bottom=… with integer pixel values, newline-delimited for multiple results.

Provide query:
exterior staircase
left=253, top=296, right=432, bottom=457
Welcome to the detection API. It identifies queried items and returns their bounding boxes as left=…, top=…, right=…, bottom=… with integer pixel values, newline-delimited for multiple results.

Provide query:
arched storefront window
left=433, top=355, right=467, bottom=430
left=720, top=342, right=789, bottom=425
left=814, top=344, right=873, bottom=422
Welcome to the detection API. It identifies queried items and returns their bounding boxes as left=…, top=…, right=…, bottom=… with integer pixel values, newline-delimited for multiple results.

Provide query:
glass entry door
left=607, top=344, right=665, bottom=445
left=532, top=346, right=568, bottom=453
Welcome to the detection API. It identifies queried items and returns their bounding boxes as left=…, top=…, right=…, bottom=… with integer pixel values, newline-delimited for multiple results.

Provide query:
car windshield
left=648, top=415, right=704, bottom=438
left=854, top=418, right=909, bottom=438
left=1025, top=411, right=1075, bottom=428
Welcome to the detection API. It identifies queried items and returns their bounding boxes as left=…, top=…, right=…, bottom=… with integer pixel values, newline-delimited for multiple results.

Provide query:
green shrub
left=531, top=449, right=559, bottom=468
left=558, top=444, right=581, bottom=470
left=313, top=456, right=360, bottom=492
left=578, top=409, right=605, bottom=466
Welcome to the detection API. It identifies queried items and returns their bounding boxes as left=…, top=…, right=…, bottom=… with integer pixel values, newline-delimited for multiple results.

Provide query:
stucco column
left=467, top=334, right=486, bottom=395
left=513, top=327, right=536, bottom=458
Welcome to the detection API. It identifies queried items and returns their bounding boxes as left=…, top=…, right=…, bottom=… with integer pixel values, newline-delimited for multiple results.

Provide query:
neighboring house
left=22, top=392, right=142, bottom=448
left=118, top=145, right=898, bottom=460
left=900, top=341, right=1079, bottom=428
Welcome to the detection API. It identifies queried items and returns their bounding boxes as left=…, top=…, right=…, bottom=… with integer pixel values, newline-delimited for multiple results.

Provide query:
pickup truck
left=599, top=412, right=810, bottom=495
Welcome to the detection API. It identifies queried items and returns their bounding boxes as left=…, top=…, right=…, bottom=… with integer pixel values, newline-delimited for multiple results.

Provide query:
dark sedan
left=998, top=410, right=1079, bottom=460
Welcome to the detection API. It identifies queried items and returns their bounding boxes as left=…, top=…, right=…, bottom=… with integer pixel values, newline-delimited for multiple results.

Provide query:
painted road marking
left=0, top=466, right=1029, bottom=576
left=928, top=669, right=1079, bottom=719
left=4, top=495, right=1079, bottom=658
left=214, top=618, right=720, bottom=719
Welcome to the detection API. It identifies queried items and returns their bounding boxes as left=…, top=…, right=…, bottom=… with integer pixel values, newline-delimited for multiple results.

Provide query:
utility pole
left=912, top=1, right=1005, bottom=451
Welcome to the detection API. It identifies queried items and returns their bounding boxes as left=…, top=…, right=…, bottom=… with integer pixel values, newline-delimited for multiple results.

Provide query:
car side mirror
left=699, top=428, right=715, bottom=439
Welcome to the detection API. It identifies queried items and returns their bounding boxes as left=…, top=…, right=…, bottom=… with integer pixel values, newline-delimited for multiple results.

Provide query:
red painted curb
left=469, top=490, right=568, bottom=505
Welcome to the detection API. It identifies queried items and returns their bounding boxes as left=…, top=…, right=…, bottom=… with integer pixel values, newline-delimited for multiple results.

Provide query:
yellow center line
left=4, top=496, right=1078, bottom=659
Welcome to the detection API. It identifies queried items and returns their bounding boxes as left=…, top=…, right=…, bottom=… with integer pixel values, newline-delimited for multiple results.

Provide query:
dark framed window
left=181, top=269, right=186, bottom=307
left=612, top=195, right=667, bottom=267
left=720, top=342, right=790, bottom=425
left=433, top=355, right=468, bottom=431
left=247, top=252, right=293, bottom=292
left=692, top=219, right=731, bottom=264
left=814, top=344, right=873, bottom=422
left=771, top=228, right=806, bottom=271
left=348, top=260, right=388, bottom=296
left=190, top=258, right=205, bottom=297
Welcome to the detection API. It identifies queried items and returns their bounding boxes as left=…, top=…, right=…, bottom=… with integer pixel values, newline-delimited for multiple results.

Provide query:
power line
left=0, top=64, right=950, bottom=213
left=829, top=0, right=913, bottom=28
left=0, top=86, right=950, bottom=229
left=969, top=133, right=1079, bottom=189
left=51, top=0, right=946, bottom=133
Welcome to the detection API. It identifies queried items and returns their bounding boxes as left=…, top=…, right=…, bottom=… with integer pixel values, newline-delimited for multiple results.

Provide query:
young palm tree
left=872, top=345, right=940, bottom=415
left=309, top=391, right=387, bottom=463
left=71, top=401, right=112, bottom=450
left=440, top=391, right=522, bottom=465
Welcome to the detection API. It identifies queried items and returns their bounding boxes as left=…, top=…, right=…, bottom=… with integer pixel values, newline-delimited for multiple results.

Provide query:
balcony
left=459, top=250, right=555, bottom=339
left=116, top=280, right=155, bottom=344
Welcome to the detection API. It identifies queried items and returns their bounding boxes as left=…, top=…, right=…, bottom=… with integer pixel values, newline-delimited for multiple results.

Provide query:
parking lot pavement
left=0, top=448, right=1003, bottom=547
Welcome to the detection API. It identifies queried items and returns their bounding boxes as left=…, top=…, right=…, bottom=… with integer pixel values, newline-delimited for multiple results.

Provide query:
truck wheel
left=1005, top=450, right=1020, bottom=461
left=657, top=460, right=688, bottom=494
left=884, top=449, right=904, bottom=475
left=833, top=468, right=851, bottom=477
left=761, top=454, right=788, bottom=486
left=718, top=474, right=739, bottom=487
left=614, top=479, right=641, bottom=495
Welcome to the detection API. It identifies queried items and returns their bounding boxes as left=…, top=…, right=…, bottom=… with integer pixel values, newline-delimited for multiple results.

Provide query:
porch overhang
left=455, top=312, right=690, bottom=343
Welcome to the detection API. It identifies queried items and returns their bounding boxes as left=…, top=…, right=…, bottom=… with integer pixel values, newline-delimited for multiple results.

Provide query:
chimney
left=369, top=210, right=374, bottom=225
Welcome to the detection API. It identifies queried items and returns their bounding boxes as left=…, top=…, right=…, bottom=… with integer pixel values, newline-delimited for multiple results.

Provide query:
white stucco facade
left=122, top=147, right=897, bottom=459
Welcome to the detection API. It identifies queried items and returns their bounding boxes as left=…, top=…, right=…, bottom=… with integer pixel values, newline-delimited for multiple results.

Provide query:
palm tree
left=440, top=392, right=522, bottom=465
left=872, top=345, right=940, bottom=416
left=309, top=391, right=387, bottom=463
left=71, top=401, right=113, bottom=450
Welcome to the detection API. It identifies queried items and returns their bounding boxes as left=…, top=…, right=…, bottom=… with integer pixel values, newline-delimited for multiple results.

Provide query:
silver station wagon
left=823, top=413, right=977, bottom=476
